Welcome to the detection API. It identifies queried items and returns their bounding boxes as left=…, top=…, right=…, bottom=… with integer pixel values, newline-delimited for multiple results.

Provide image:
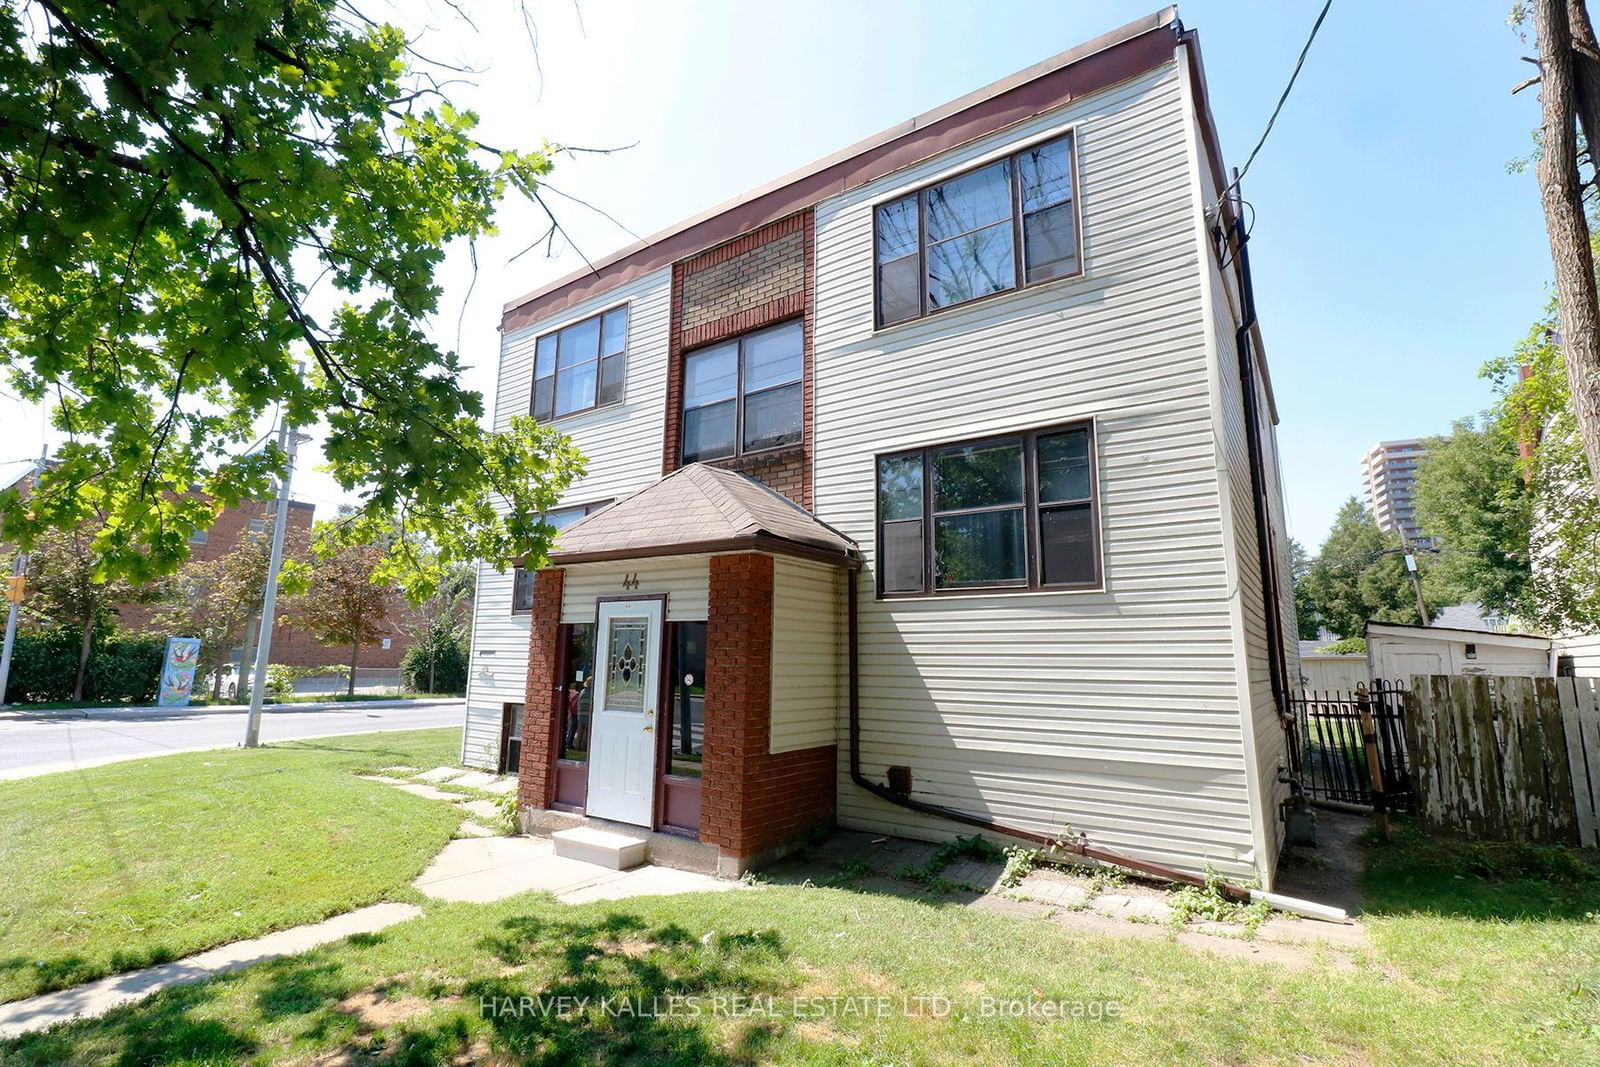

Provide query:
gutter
left=844, top=572, right=1344, bottom=922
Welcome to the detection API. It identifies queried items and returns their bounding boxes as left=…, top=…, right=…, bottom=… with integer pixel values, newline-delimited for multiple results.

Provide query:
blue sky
left=0, top=2, right=1557, bottom=550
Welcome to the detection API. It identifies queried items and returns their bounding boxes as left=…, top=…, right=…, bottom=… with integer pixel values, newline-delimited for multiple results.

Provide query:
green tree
left=401, top=561, right=474, bottom=694
left=1412, top=418, right=1533, bottom=616
left=1289, top=538, right=1320, bottom=641
left=20, top=527, right=155, bottom=701
left=284, top=529, right=395, bottom=696
left=147, top=532, right=272, bottom=700
left=1301, top=499, right=1425, bottom=638
left=1484, top=308, right=1600, bottom=630
left=0, top=0, right=584, bottom=595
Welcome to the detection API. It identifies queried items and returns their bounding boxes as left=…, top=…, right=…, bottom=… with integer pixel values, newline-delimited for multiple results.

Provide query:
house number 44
left=621, top=573, right=640, bottom=590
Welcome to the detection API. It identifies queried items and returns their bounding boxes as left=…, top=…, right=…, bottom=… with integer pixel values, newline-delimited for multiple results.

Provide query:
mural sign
left=157, top=636, right=203, bottom=707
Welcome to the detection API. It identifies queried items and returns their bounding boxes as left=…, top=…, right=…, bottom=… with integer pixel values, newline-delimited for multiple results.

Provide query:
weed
left=1166, top=866, right=1268, bottom=937
left=999, top=846, right=1040, bottom=888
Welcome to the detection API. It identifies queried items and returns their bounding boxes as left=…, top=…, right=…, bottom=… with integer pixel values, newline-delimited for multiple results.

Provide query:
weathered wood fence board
left=1405, top=674, right=1590, bottom=844
left=1558, top=676, right=1600, bottom=848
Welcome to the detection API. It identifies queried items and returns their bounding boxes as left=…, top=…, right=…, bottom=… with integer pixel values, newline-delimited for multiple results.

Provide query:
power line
left=1214, top=0, right=1333, bottom=214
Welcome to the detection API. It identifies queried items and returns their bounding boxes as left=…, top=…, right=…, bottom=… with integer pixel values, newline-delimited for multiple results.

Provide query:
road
left=0, top=699, right=464, bottom=780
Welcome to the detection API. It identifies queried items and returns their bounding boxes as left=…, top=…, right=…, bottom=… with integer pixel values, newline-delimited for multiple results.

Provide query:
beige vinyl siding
left=1560, top=634, right=1600, bottom=678
left=463, top=266, right=673, bottom=767
left=812, top=61, right=1259, bottom=879
left=560, top=556, right=712, bottom=624
left=770, top=557, right=844, bottom=753
left=460, top=563, right=527, bottom=769
left=1185, top=53, right=1292, bottom=878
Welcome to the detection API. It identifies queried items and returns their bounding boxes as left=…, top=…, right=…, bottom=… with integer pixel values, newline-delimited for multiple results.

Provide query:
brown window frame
left=874, top=419, right=1101, bottom=599
left=679, top=317, right=805, bottom=465
left=510, top=499, right=614, bottom=615
left=872, top=131, right=1082, bottom=329
left=530, top=303, right=630, bottom=421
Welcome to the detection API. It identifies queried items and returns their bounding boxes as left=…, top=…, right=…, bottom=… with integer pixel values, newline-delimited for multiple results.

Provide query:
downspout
left=1224, top=197, right=1292, bottom=716
left=844, top=569, right=1342, bottom=920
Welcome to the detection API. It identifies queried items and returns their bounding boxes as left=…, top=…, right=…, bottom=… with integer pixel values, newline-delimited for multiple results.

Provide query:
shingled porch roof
left=545, top=464, right=860, bottom=568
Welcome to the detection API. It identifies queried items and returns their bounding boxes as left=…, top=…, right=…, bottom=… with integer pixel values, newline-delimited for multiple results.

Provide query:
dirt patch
left=336, top=988, right=443, bottom=1029
left=1274, top=809, right=1368, bottom=917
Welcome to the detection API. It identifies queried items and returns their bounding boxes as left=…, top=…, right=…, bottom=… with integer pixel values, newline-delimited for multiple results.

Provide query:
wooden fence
left=1405, top=675, right=1600, bottom=846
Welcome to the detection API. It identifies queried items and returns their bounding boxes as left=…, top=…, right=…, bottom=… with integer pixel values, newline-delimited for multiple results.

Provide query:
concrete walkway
left=0, top=903, right=420, bottom=1040
left=412, top=834, right=738, bottom=904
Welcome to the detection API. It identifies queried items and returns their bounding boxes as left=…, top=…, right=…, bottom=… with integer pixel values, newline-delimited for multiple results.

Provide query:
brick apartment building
left=117, top=498, right=413, bottom=671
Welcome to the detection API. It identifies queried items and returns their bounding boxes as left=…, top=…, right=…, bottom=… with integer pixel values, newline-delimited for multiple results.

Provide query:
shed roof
left=1364, top=621, right=1552, bottom=650
left=546, top=464, right=859, bottom=567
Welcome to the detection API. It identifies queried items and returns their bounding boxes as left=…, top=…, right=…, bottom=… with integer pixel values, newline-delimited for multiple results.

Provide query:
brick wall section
left=518, top=568, right=565, bottom=811
left=115, top=498, right=419, bottom=670
left=699, top=553, right=836, bottom=860
left=664, top=211, right=815, bottom=508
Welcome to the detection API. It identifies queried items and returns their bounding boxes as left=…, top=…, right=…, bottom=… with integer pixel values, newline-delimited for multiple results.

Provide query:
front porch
left=515, top=464, right=860, bottom=876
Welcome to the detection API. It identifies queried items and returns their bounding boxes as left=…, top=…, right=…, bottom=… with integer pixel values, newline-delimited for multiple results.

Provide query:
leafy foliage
left=147, top=530, right=277, bottom=698
left=15, top=526, right=160, bottom=699
left=1289, top=538, right=1321, bottom=640
left=282, top=525, right=395, bottom=694
left=1301, top=499, right=1427, bottom=638
left=399, top=560, right=472, bottom=693
left=1315, top=637, right=1368, bottom=656
left=0, top=0, right=584, bottom=594
left=1484, top=307, right=1600, bottom=631
left=3, top=628, right=164, bottom=704
left=1412, top=419, right=1533, bottom=617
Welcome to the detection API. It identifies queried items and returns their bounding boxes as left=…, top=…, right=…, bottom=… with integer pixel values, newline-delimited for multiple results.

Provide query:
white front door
left=584, top=599, right=663, bottom=826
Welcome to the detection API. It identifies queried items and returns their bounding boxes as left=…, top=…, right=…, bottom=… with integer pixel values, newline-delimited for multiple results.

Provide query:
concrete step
left=552, top=826, right=648, bottom=870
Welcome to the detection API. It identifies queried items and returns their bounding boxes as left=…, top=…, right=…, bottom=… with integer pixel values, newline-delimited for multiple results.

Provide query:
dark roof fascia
left=540, top=532, right=861, bottom=570
left=501, top=9, right=1180, bottom=333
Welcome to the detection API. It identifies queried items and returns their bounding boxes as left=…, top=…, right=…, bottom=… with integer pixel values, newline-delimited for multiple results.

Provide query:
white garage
left=1364, top=622, right=1553, bottom=687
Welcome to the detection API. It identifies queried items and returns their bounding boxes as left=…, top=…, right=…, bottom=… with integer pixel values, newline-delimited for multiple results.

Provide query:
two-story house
left=461, top=8, right=1300, bottom=888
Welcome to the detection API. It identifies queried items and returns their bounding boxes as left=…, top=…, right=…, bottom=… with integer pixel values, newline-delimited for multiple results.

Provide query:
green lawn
left=2, top=819, right=1597, bottom=1064
left=0, top=728, right=463, bottom=1004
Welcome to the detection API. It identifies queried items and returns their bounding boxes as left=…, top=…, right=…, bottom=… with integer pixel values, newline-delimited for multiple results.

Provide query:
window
left=681, top=319, right=803, bottom=462
left=510, top=500, right=613, bottom=613
left=187, top=528, right=209, bottom=545
left=874, top=133, right=1079, bottom=327
left=531, top=305, right=629, bottom=420
left=876, top=422, right=1098, bottom=596
left=247, top=518, right=266, bottom=535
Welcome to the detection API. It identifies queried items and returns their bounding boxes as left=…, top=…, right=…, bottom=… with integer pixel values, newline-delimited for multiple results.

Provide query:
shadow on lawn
left=1360, top=821, right=1600, bottom=923
left=1, top=913, right=794, bottom=1066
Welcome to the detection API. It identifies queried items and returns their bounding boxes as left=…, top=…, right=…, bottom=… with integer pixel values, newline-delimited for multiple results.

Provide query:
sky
left=0, top=0, right=1560, bottom=550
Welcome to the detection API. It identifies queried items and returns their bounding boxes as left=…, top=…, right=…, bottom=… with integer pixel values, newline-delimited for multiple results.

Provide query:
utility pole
left=1402, top=549, right=1428, bottom=626
left=243, top=418, right=300, bottom=748
left=0, top=445, right=48, bottom=707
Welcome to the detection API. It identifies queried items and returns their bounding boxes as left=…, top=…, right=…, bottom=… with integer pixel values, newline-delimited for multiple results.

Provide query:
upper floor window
left=532, top=305, right=629, bottom=421
left=187, top=528, right=209, bottom=545
left=875, top=133, right=1079, bottom=327
left=876, top=422, right=1098, bottom=596
left=511, top=500, right=613, bottom=613
left=681, top=319, right=803, bottom=463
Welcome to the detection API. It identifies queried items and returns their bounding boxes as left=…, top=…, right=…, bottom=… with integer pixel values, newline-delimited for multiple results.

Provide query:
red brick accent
left=699, top=553, right=835, bottom=860
left=664, top=211, right=815, bottom=509
left=518, top=569, right=565, bottom=811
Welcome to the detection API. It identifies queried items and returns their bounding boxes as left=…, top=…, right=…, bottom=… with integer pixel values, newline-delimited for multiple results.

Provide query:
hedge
left=5, top=630, right=167, bottom=704
left=401, top=637, right=467, bottom=694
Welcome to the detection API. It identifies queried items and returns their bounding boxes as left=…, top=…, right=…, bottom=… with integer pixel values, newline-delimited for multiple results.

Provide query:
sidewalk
left=0, top=697, right=460, bottom=722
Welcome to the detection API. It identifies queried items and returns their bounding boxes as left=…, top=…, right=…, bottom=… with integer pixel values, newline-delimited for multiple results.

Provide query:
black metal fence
left=1285, top=681, right=1412, bottom=811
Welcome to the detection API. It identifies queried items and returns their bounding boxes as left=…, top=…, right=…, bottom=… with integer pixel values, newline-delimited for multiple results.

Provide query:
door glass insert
left=605, top=618, right=649, bottom=710
left=559, top=624, right=594, bottom=761
left=668, top=622, right=707, bottom=778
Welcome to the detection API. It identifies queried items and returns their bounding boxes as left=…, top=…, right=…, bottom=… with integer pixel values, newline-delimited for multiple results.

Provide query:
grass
left=2, top=817, right=1598, bottom=1063
left=0, top=728, right=464, bottom=1004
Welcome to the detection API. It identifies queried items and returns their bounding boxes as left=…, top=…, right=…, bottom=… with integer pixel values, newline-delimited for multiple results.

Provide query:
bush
left=401, top=636, right=467, bottom=694
left=1316, top=637, right=1368, bottom=655
left=265, top=663, right=348, bottom=698
left=3, top=629, right=165, bottom=704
